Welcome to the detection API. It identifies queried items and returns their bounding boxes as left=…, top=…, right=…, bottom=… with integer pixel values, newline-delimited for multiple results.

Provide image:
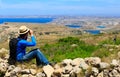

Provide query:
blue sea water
left=97, top=25, right=106, bottom=28
left=65, top=25, right=82, bottom=28
left=0, top=18, right=53, bottom=24
left=85, top=30, right=100, bottom=35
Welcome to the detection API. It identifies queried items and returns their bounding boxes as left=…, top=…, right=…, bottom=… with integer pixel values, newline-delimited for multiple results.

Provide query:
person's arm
left=26, top=36, right=36, bottom=46
left=22, top=30, right=36, bottom=46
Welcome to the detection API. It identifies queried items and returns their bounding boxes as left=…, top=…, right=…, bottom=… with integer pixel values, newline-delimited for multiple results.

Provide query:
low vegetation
left=39, top=34, right=120, bottom=62
left=40, top=37, right=98, bottom=62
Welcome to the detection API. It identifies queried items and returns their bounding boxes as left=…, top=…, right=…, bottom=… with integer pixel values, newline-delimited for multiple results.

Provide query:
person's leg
left=35, top=49, right=49, bottom=65
left=21, top=49, right=49, bottom=66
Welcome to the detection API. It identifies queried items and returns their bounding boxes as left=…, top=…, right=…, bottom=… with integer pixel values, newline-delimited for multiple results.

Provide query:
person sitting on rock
left=16, top=26, right=49, bottom=66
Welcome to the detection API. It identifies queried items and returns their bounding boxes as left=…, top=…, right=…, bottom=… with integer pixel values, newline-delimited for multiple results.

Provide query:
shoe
left=49, top=62, right=57, bottom=67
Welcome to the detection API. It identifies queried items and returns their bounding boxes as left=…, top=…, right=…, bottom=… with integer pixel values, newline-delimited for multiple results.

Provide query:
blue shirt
left=16, top=36, right=36, bottom=61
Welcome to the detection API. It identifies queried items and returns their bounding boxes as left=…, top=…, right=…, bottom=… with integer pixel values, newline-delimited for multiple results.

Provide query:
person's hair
left=19, top=32, right=28, bottom=39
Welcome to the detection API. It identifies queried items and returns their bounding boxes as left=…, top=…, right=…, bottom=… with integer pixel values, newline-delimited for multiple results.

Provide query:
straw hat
left=18, top=26, right=30, bottom=35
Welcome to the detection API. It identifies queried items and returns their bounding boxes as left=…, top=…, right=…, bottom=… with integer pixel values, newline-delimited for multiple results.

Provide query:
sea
left=65, top=25, right=82, bottom=28
left=85, top=30, right=101, bottom=35
left=0, top=18, right=53, bottom=24
left=66, top=24, right=106, bottom=34
left=0, top=18, right=105, bottom=35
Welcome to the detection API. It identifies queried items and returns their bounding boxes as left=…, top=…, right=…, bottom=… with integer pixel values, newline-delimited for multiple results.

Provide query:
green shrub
left=100, top=38, right=120, bottom=45
left=41, top=37, right=98, bottom=62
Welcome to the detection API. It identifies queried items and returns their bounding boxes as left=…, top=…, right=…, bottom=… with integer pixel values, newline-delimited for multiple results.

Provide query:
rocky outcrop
left=0, top=48, right=120, bottom=77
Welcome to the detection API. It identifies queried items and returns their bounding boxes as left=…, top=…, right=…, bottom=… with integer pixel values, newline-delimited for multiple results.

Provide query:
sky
left=0, top=0, right=120, bottom=16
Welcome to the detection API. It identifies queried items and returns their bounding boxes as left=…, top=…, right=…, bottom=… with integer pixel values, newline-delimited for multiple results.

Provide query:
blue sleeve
left=21, top=36, right=36, bottom=46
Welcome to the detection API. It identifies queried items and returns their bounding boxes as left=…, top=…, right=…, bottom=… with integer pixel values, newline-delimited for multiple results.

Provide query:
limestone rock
left=62, top=65, right=73, bottom=74
left=53, top=68, right=62, bottom=77
left=8, top=67, right=22, bottom=76
left=0, top=48, right=8, bottom=53
left=111, top=69, right=120, bottom=77
left=22, top=74, right=29, bottom=77
left=72, top=66, right=82, bottom=74
left=99, top=62, right=110, bottom=69
left=54, top=64, right=61, bottom=69
left=43, top=65, right=54, bottom=77
left=61, top=74, right=69, bottom=77
left=111, top=59, right=119, bottom=66
left=7, top=65, right=16, bottom=72
left=21, top=69, right=30, bottom=74
left=71, top=44, right=78, bottom=47
left=5, top=71, right=11, bottom=77
left=70, top=67, right=82, bottom=77
left=85, top=57, right=101, bottom=66
left=91, top=67, right=99, bottom=76
left=103, top=70, right=109, bottom=77
left=79, top=61, right=89, bottom=70
left=30, top=69, right=36, bottom=75
left=97, top=71, right=103, bottom=77
left=36, top=72, right=46, bottom=77
left=0, top=62, right=8, bottom=73
left=28, top=74, right=36, bottom=77
left=71, top=58, right=84, bottom=67
left=62, top=59, right=72, bottom=66
left=12, top=67, right=21, bottom=73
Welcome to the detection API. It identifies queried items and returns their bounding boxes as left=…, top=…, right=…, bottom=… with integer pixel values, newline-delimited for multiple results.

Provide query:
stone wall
left=0, top=48, right=120, bottom=77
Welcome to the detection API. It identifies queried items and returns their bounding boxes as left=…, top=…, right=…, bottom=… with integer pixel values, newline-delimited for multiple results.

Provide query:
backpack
left=8, top=38, right=19, bottom=65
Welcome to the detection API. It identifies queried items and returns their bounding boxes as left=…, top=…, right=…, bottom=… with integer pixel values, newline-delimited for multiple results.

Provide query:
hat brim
left=18, top=28, right=30, bottom=35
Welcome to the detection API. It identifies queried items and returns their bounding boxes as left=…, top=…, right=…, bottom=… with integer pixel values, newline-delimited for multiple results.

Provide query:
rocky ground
left=0, top=48, right=120, bottom=77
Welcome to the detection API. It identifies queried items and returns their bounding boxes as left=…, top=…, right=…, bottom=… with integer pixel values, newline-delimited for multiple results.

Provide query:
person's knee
left=36, top=49, right=44, bottom=55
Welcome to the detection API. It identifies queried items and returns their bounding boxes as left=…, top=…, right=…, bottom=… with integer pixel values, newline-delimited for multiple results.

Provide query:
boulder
left=0, top=62, right=8, bottom=73
left=21, top=69, right=30, bottom=74
left=85, top=57, right=101, bottom=66
left=12, top=67, right=21, bottom=73
left=71, top=58, right=84, bottom=67
left=111, top=69, right=120, bottom=76
left=21, top=74, right=29, bottom=77
left=53, top=68, right=62, bottom=76
left=70, top=67, right=82, bottom=77
left=43, top=65, right=54, bottom=77
left=30, top=69, right=36, bottom=75
left=71, top=44, right=78, bottom=47
left=0, top=48, right=8, bottom=53
left=61, top=59, right=72, bottom=66
left=97, top=71, right=103, bottom=77
left=79, top=61, right=89, bottom=70
left=54, top=63, right=61, bottom=69
left=103, top=70, right=109, bottom=77
left=91, top=67, right=99, bottom=76
left=61, top=74, right=69, bottom=77
left=71, top=66, right=82, bottom=74
left=28, top=74, right=36, bottom=77
left=99, top=62, right=110, bottom=69
left=9, top=67, right=22, bottom=75
left=116, top=66, right=120, bottom=72
left=36, top=72, right=46, bottom=77
left=5, top=71, right=11, bottom=77
left=7, top=65, right=16, bottom=72
left=111, top=59, right=119, bottom=66
left=62, top=65, right=73, bottom=74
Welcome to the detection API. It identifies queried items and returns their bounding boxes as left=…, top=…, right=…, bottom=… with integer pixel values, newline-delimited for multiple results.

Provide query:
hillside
left=0, top=23, right=120, bottom=77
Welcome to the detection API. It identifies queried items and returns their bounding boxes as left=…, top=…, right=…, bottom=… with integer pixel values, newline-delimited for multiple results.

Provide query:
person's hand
left=29, top=30, right=33, bottom=36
